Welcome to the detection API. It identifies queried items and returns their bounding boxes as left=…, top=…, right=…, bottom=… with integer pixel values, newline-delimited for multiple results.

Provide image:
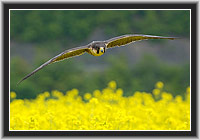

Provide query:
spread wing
left=105, top=34, right=177, bottom=48
left=17, top=46, right=89, bottom=85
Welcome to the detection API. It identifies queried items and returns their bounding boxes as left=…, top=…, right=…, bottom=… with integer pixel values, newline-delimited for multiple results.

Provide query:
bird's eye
left=101, top=49, right=104, bottom=53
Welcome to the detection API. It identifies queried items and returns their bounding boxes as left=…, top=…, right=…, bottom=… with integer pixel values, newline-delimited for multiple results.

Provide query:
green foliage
left=10, top=10, right=189, bottom=44
left=10, top=10, right=190, bottom=99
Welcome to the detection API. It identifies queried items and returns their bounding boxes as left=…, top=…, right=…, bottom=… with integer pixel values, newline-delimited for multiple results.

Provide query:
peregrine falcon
left=17, top=34, right=177, bottom=85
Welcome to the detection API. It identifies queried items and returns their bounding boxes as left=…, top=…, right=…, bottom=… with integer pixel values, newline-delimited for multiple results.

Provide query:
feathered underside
left=105, top=34, right=177, bottom=48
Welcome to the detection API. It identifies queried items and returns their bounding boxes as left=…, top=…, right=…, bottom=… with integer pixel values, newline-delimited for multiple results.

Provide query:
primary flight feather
left=17, top=34, right=177, bottom=85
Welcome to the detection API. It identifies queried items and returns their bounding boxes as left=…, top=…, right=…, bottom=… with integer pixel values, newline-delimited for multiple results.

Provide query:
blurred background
left=10, top=10, right=190, bottom=99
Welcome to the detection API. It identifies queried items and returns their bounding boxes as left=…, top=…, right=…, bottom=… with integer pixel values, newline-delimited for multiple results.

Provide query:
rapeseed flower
left=10, top=81, right=190, bottom=130
left=10, top=91, right=16, bottom=99
left=108, top=80, right=117, bottom=89
left=155, top=81, right=164, bottom=89
left=84, top=93, right=92, bottom=100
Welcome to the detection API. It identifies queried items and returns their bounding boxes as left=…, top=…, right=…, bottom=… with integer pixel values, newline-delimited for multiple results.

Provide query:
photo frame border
left=3, top=2, right=197, bottom=137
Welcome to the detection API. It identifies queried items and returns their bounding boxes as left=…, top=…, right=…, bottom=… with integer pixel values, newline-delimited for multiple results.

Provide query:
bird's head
left=91, top=42, right=106, bottom=56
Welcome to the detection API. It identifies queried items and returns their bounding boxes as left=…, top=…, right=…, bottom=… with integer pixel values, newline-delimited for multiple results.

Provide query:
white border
left=9, top=9, right=191, bottom=132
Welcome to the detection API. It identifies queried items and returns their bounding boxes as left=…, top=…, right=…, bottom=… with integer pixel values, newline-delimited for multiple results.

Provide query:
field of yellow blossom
left=10, top=81, right=190, bottom=130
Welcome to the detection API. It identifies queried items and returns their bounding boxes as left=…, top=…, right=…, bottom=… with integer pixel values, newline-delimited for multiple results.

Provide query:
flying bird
left=17, top=34, right=177, bottom=85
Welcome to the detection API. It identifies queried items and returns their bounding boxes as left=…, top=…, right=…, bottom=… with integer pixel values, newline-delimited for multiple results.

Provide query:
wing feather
left=105, top=34, right=177, bottom=48
left=17, top=46, right=88, bottom=85
left=51, top=46, right=88, bottom=63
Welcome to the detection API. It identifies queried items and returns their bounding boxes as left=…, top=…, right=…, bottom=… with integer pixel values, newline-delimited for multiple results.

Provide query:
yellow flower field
left=10, top=81, right=190, bottom=130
